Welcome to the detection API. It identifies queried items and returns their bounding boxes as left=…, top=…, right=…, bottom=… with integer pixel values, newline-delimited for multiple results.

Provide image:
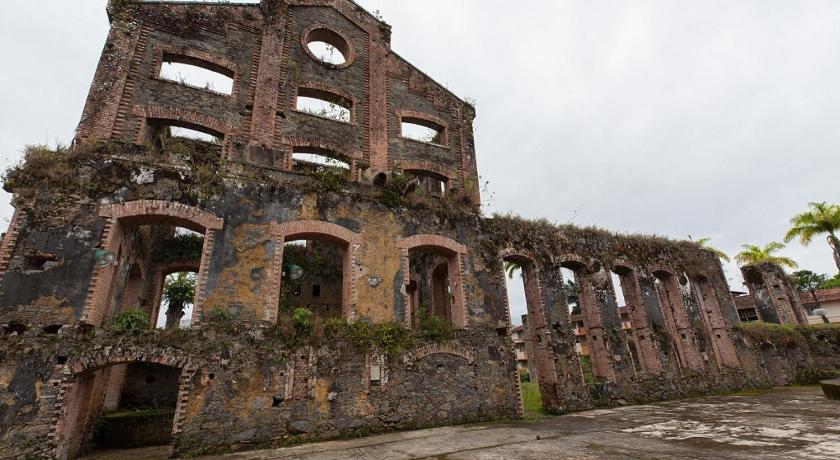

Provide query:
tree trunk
left=828, top=234, right=840, bottom=274
left=165, top=300, right=185, bottom=330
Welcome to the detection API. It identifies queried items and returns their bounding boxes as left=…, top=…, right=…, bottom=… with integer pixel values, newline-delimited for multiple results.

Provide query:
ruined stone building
left=1, top=1, right=838, bottom=458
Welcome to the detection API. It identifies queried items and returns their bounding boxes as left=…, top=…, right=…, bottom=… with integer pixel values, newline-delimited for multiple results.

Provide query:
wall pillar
left=741, top=262, right=807, bottom=325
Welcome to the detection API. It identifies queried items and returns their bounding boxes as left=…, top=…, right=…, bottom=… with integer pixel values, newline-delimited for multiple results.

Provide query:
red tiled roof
left=799, top=287, right=840, bottom=304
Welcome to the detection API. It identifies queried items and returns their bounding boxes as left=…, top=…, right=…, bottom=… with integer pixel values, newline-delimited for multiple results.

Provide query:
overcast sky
left=1, top=1, right=838, bottom=325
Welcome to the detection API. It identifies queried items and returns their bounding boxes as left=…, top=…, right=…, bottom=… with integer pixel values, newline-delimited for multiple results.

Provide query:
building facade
left=0, top=1, right=838, bottom=458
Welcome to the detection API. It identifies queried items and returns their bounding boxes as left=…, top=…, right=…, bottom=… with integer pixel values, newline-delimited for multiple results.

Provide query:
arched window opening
left=159, top=54, right=234, bottom=95
left=84, top=202, right=222, bottom=328
left=405, top=169, right=448, bottom=197
left=500, top=253, right=560, bottom=414
left=58, top=362, right=183, bottom=458
left=296, top=87, right=352, bottom=123
left=408, top=248, right=455, bottom=324
left=609, top=270, right=639, bottom=372
left=561, top=265, right=592, bottom=382
left=304, top=28, right=352, bottom=67
left=401, top=117, right=446, bottom=145
left=144, top=119, right=223, bottom=161
left=291, top=148, right=350, bottom=175
left=280, top=237, right=346, bottom=321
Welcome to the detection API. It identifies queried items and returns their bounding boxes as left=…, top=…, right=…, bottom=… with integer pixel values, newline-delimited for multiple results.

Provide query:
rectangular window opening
left=401, top=119, right=445, bottom=144
left=160, top=61, right=234, bottom=95
left=292, top=152, right=350, bottom=175
left=170, top=126, right=221, bottom=144
left=296, top=92, right=352, bottom=123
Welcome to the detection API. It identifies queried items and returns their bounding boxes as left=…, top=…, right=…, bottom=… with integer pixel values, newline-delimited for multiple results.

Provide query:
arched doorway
left=50, top=351, right=198, bottom=459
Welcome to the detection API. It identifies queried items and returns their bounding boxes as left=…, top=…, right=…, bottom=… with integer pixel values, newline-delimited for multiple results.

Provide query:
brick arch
left=268, top=220, right=362, bottom=323
left=100, top=200, right=223, bottom=233
left=559, top=253, right=590, bottom=272
left=396, top=234, right=466, bottom=254
left=48, top=346, right=200, bottom=459
left=397, top=234, right=467, bottom=328
left=132, top=105, right=235, bottom=144
left=82, top=201, right=223, bottom=326
left=394, top=159, right=455, bottom=180
left=404, top=343, right=476, bottom=365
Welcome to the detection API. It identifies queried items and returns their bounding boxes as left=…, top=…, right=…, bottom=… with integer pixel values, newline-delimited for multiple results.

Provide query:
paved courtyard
left=84, top=386, right=839, bottom=460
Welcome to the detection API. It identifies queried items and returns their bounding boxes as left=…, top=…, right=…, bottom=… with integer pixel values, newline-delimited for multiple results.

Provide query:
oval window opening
left=304, top=28, right=352, bottom=67
left=307, top=41, right=346, bottom=66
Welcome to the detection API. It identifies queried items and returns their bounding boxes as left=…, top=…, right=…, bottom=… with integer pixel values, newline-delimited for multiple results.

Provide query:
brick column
left=102, top=364, right=127, bottom=411
left=0, top=208, right=26, bottom=285
left=576, top=271, right=615, bottom=381
left=741, top=262, right=807, bottom=325
left=654, top=271, right=704, bottom=372
left=75, top=13, right=143, bottom=142
left=615, top=267, right=662, bottom=374
left=588, top=268, right=636, bottom=380
left=248, top=1, right=286, bottom=150
left=694, top=276, right=741, bottom=368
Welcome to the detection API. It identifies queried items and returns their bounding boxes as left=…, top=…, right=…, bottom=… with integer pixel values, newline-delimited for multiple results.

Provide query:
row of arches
left=500, top=250, right=741, bottom=391
left=81, top=201, right=468, bottom=330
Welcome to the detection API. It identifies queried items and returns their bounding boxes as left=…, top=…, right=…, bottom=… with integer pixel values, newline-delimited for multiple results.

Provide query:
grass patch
left=521, top=381, right=543, bottom=414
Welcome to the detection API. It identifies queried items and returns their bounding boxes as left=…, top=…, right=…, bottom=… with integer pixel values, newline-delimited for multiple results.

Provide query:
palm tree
left=163, top=272, right=196, bottom=329
left=695, top=237, right=730, bottom=263
left=734, top=242, right=798, bottom=269
left=784, top=201, right=840, bottom=273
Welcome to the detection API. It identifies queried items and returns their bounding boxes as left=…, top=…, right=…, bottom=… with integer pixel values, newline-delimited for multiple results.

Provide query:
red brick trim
left=397, top=234, right=467, bottom=328
left=396, top=234, right=466, bottom=254
left=268, top=220, right=362, bottom=323
left=393, top=159, right=455, bottom=180
left=132, top=105, right=235, bottom=143
left=404, top=343, right=476, bottom=365
left=300, top=24, right=357, bottom=69
left=100, top=200, right=224, bottom=232
left=396, top=109, right=449, bottom=148
left=0, top=208, right=26, bottom=285
left=82, top=201, right=223, bottom=327
left=48, top=348, right=200, bottom=459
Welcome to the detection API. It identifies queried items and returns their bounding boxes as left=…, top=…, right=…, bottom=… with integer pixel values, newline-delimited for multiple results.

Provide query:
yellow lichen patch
left=346, top=210, right=402, bottom=322
left=314, top=377, right=332, bottom=415
left=0, top=365, right=13, bottom=390
left=298, top=194, right=320, bottom=220
left=225, top=369, right=270, bottom=417
left=354, top=390, right=373, bottom=416
left=203, top=223, right=273, bottom=321
left=182, top=377, right=207, bottom=423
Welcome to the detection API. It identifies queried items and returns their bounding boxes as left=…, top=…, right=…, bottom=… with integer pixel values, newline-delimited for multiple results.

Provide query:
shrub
left=111, top=309, right=151, bottom=332
left=292, top=307, right=313, bottom=329
left=415, top=305, right=454, bottom=342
